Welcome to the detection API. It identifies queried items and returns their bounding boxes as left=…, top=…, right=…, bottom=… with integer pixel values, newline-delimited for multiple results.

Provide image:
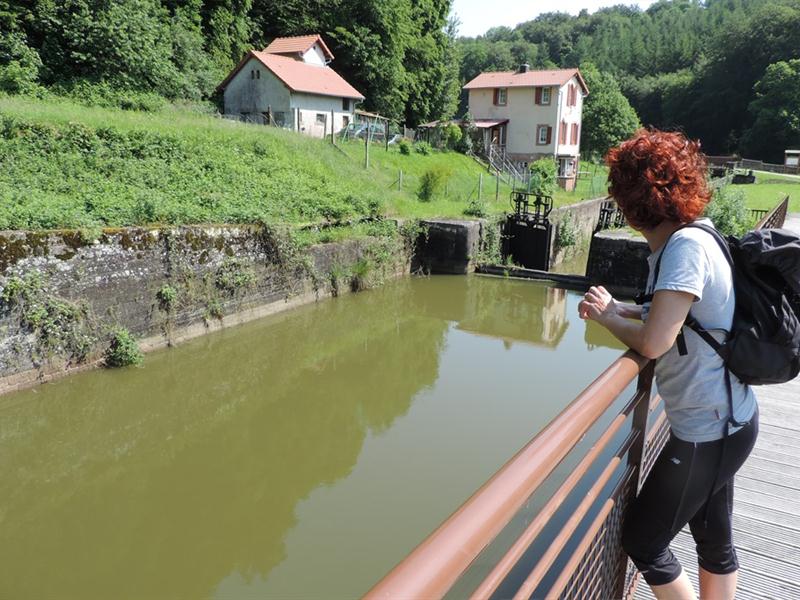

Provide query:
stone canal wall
left=585, top=229, right=650, bottom=295
left=0, top=225, right=416, bottom=394
left=549, top=196, right=609, bottom=268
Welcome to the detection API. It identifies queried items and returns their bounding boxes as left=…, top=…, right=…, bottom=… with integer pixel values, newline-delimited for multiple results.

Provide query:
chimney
left=518, top=64, right=530, bottom=73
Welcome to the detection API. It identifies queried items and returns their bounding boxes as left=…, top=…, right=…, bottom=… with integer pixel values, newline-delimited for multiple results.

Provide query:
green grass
left=737, top=171, right=800, bottom=212
left=0, top=95, right=603, bottom=231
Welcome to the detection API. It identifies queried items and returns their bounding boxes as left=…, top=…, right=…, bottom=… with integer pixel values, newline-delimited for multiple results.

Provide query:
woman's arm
left=578, top=286, right=694, bottom=359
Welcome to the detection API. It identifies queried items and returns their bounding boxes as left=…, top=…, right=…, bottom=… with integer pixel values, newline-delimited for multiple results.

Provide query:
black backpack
left=638, top=223, right=800, bottom=424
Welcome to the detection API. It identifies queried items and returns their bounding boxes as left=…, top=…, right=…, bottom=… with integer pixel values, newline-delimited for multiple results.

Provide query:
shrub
left=463, top=197, right=488, bottom=217
left=414, top=141, right=433, bottom=155
left=156, top=284, right=178, bottom=311
left=529, top=158, right=558, bottom=197
left=105, top=327, right=143, bottom=367
left=417, top=166, right=451, bottom=201
left=444, top=123, right=463, bottom=150
left=556, top=214, right=578, bottom=249
left=398, top=139, right=412, bottom=155
left=705, top=187, right=749, bottom=236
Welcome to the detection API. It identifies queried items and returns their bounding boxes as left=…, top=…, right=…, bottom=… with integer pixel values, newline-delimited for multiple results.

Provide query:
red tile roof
left=463, top=68, right=589, bottom=95
left=264, top=34, right=334, bottom=61
left=216, top=51, right=364, bottom=100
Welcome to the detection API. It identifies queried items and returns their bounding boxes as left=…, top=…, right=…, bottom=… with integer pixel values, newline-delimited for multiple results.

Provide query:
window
left=494, top=88, right=507, bottom=106
left=316, top=113, right=326, bottom=124
left=342, top=115, right=350, bottom=128
left=250, top=70, right=255, bottom=80
left=541, top=87, right=551, bottom=105
left=537, top=125, right=550, bottom=145
left=256, top=70, right=260, bottom=79
left=342, top=98, right=350, bottom=111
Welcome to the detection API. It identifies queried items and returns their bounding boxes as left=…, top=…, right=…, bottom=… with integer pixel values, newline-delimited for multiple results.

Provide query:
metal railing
left=365, top=352, right=671, bottom=600
left=487, top=144, right=530, bottom=188
left=755, top=195, right=790, bottom=230
left=739, top=158, right=800, bottom=176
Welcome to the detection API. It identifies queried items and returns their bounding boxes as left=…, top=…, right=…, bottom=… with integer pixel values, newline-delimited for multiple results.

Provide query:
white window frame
left=541, top=87, right=551, bottom=105
left=537, top=125, right=548, bottom=145
left=497, top=88, right=507, bottom=105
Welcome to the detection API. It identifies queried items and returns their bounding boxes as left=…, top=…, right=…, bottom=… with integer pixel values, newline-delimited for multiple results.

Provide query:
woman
left=579, top=129, right=758, bottom=600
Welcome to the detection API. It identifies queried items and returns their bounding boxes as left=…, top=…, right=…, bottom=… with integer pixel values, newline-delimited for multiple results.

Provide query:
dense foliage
left=0, top=0, right=459, bottom=126
left=457, top=0, right=800, bottom=160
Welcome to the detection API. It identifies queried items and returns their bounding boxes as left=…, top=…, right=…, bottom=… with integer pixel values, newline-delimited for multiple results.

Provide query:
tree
left=579, top=63, right=640, bottom=157
left=742, top=59, right=800, bottom=163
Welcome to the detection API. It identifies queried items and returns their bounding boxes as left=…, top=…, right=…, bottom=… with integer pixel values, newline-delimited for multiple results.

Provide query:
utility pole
left=495, top=168, right=500, bottom=202
left=330, top=110, right=335, bottom=144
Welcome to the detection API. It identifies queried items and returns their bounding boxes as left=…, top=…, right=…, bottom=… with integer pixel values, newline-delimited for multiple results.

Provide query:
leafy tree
left=579, top=63, right=640, bottom=157
left=741, top=59, right=800, bottom=162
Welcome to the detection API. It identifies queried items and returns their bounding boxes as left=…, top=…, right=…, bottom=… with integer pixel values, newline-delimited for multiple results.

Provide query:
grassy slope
left=738, top=171, right=800, bottom=213
left=0, top=96, right=601, bottom=231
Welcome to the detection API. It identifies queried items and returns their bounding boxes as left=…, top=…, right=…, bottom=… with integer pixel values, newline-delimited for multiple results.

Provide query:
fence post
left=495, top=169, right=500, bottom=202
left=331, top=110, right=335, bottom=144
left=385, top=120, right=390, bottom=152
left=365, top=124, right=370, bottom=169
left=479, top=173, right=483, bottom=201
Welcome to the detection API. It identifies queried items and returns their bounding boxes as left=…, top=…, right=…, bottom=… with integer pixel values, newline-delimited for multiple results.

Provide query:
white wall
left=301, top=44, right=328, bottom=66
left=554, top=75, right=584, bottom=159
left=292, top=92, right=355, bottom=138
left=223, top=57, right=291, bottom=120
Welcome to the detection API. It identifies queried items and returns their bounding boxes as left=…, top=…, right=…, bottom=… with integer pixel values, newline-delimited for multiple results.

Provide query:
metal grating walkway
left=635, top=375, right=800, bottom=599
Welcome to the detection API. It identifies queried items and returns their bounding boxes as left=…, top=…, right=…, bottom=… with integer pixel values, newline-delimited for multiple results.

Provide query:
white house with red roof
left=463, top=66, right=588, bottom=190
left=217, top=34, right=364, bottom=138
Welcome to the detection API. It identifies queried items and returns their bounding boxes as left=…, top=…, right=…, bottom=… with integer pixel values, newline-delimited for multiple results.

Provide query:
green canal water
left=0, top=275, right=623, bottom=599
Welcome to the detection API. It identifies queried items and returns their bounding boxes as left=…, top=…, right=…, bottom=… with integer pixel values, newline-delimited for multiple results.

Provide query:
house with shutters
left=463, top=66, right=589, bottom=190
left=216, top=34, right=364, bottom=138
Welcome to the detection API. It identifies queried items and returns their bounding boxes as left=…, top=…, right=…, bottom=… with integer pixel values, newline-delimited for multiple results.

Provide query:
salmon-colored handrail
left=364, top=350, right=650, bottom=600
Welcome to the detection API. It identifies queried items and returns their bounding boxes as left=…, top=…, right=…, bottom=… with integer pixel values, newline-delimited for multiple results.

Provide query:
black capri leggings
left=622, top=407, right=759, bottom=586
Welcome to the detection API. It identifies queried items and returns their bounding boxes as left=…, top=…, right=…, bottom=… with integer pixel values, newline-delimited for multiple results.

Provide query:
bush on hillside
left=414, top=141, right=433, bottom=155
left=529, top=158, right=557, bottom=197
left=398, top=139, right=412, bottom=155
left=417, top=166, right=451, bottom=201
left=444, top=123, right=462, bottom=150
left=53, top=81, right=167, bottom=112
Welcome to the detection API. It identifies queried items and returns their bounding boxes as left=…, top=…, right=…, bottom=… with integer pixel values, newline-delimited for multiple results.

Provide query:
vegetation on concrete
left=555, top=214, right=579, bottom=251
left=1, top=271, right=96, bottom=364
left=105, top=327, right=143, bottom=367
left=156, top=284, right=178, bottom=312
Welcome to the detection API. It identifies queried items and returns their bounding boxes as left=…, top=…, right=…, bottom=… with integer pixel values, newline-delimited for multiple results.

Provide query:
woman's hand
left=578, top=285, right=618, bottom=324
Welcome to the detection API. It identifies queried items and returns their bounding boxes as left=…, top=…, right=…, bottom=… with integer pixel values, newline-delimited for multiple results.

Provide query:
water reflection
left=0, top=275, right=622, bottom=599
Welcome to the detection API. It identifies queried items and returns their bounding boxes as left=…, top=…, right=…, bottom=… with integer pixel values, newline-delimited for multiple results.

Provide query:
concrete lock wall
left=549, top=196, right=609, bottom=268
left=584, top=229, right=650, bottom=295
left=0, top=226, right=414, bottom=394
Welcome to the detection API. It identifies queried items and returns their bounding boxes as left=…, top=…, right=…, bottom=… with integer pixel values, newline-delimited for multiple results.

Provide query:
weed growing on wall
left=475, top=219, right=504, bottom=265
left=105, top=327, right=143, bottom=367
left=214, top=258, right=256, bottom=295
left=156, top=284, right=178, bottom=312
left=1, top=272, right=97, bottom=363
left=555, top=214, right=578, bottom=251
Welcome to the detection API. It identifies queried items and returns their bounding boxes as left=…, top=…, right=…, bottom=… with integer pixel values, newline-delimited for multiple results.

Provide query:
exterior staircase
left=486, top=143, right=529, bottom=189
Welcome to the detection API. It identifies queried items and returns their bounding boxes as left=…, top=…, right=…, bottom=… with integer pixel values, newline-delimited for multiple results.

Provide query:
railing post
left=628, top=361, right=654, bottom=493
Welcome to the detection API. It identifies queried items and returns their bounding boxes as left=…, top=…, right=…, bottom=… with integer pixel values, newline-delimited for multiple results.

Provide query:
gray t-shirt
left=642, top=219, right=757, bottom=442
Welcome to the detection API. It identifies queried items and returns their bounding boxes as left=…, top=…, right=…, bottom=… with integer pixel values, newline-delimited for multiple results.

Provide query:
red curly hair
left=606, top=129, right=711, bottom=230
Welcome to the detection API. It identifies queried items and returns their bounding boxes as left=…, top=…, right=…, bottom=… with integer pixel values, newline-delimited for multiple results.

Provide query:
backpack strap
left=635, top=224, right=693, bottom=354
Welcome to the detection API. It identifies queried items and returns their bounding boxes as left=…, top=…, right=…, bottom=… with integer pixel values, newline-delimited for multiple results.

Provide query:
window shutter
left=546, top=126, right=552, bottom=145
left=570, top=123, right=576, bottom=144
left=535, top=88, right=542, bottom=105
left=493, top=89, right=498, bottom=105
